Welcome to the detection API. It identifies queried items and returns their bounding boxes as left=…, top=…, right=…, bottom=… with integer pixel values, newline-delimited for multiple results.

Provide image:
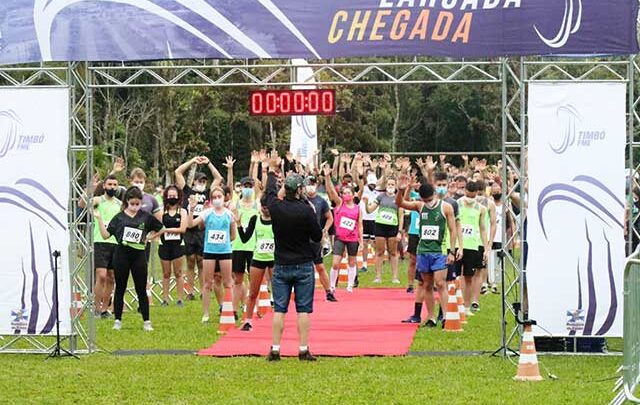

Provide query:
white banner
left=528, top=83, right=626, bottom=337
left=290, top=59, right=318, bottom=167
left=0, top=88, right=71, bottom=335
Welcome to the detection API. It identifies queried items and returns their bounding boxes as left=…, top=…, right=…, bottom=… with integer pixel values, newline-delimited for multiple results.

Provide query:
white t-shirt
left=360, top=187, right=379, bottom=221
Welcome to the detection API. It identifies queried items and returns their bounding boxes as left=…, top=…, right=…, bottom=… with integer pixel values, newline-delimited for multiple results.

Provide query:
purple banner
left=0, top=0, right=637, bottom=64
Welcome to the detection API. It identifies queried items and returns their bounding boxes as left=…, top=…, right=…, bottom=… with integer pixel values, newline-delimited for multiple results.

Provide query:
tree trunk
left=391, top=84, right=400, bottom=153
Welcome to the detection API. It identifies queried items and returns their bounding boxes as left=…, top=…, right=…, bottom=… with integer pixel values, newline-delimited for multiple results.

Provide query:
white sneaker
left=373, top=278, right=382, bottom=283
left=112, top=320, right=122, bottom=330
left=201, top=314, right=210, bottom=323
left=143, top=321, right=153, bottom=331
left=346, top=286, right=353, bottom=293
left=465, top=308, right=474, bottom=317
left=392, top=279, right=401, bottom=284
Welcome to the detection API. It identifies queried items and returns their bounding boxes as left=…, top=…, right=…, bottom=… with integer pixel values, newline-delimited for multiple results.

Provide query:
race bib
left=193, top=204, right=204, bottom=215
left=123, top=227, right=143, bottom=243
left=339, top=217, right=356, bottom=232
left=207, top=230, right=227, bottom=244
left=164, top=232, right=181, bottom=241
left=421, top=225, right=440, bottom=241
left=257, top=239, right=275, bottom=254
left=378, top=208, right=398, bottom=225
left=462, top=225, right=475, bottom=237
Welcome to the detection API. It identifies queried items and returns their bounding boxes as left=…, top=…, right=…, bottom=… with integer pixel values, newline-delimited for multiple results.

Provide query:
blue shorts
left=416, top=253, right=448, bottom=274
left=272, top=262, right=315, bottom=314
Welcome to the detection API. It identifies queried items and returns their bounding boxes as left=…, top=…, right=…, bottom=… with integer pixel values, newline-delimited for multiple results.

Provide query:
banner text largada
left=328, top=0, right=521, bottom=44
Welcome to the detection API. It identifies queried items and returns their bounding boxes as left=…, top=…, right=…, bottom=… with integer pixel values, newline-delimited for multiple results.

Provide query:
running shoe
left=186, top=293, right=195, bottom=301
left=392, top=279, right=401, bottom=284
left=176, top=300, right=184, bottom=307
left=406, top=286, right=414, bottom=293
left=201, top=314, right=210, bottom=323
left=423, top=319, right=437, bottom=328
left=240, top=322, right=252, bottom=332
left=359, top=267, right=368, bottom=273
left=401, top=315, right=421, bottom=324
left=267, top=350, right=281, bottom=362
left=346, top=286, right=353, bottom=293
left=100, top=311, right=112, bottom=319
left=298, top=350, right=317, bottom=361
left=112, top=320, right=122, bottom=330
left=373, top=278, right=382, bottom=283
left=465, top=308, right=474, bottom=317
left=491, top=285, right=499, bottom=294
left=471, top=302, right=480, bottom=312
left=326, top=291, right=338, bottom=302
left=143, top=321, right=153, bottom=332
left=480, top=285, right=488, bottom=295
left=160, top=300, right=169, bottom=307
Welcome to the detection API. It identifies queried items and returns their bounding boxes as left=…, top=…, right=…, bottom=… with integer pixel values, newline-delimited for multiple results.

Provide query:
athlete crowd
left=86, top=150, right=514, bottom=333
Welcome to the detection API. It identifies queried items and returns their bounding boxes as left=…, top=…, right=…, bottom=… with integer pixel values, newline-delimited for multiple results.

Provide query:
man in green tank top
left=458, top=181, right=489, bottom=316
left=81, top=174, right=122, bottom=318
left=396, top=175, right=459, bottom=327
left=232, top=177, right=259, bottom=316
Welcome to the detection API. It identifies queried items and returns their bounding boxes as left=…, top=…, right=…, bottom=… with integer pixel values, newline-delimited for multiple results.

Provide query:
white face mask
left=386, top=186, right=396, bottom=194
left=194, top=184, right=206, bottom=193
left=305, top=185, right=317, bottom=194
left=134, top=183, right=145, bottom=191
left=211, top=198, right=223, bottom=208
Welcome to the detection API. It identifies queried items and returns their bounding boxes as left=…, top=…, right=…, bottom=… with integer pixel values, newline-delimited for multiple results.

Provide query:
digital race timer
left=249, top=89, right=335, bottom=116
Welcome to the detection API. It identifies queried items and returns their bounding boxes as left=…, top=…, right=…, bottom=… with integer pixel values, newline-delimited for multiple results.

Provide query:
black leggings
left=113, top=246, right=149, bottom=321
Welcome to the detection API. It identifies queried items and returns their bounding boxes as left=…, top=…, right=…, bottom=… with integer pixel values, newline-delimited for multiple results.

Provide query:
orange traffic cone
left=455, top=278, right=466, bottom=324
left=444, top=282, right=463, bottom=332
left=257, top=280, right=271, bottom=318
left=71, top=292, right=83, bottom=319
left=218, top=288, right=235, bottom=334
left=338, top=256, right=348, bottom=287
left=514, top=324, right=543, bottom=381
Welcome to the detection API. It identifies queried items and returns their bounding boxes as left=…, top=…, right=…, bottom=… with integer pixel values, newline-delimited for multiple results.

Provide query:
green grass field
left=0, top=258, right=623, bottom=404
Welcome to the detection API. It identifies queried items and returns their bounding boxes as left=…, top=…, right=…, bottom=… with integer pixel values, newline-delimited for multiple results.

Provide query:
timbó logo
left=0, top=110, right=45, bottom=158
left=534, top=0, right=582, bottom=48
left=550, top=104, right=606, bottom=154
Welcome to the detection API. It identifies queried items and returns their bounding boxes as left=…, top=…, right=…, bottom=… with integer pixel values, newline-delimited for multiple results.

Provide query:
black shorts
left=461, top=248, right=484, bottom=276
left=310, top=241, right=323, bottom=265
left=94, top=243, right=116, bottom=270
left=333, top=240, right=359, bottom=257
left=251, top=259, right=274, bottom=270
left=363, top=220, right=376, bottom=240
left=407, top=234, right=419, bottom=255
left=158, top=244, right=185, bottom=261
left=447, top=261, right=460, bottom=281
left=375, top=223, right=399, bottom=239
left=203, top=253, right=232, bottom=261
left=232, top=250, right=253, bottom=273
left=184, top=228, right=204, bottom=256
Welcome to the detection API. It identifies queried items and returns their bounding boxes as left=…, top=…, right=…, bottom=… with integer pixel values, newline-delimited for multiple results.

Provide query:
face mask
left=194, top=184, right=206, bottom=193
left=436, top=186, right=447, bottom=196
left=492, top=193, right=502, bottom=201
left=166, top=197, right=179, bottom=206
left=105, top=188, right=117, bottom=197
left=211, top=199, right=223, bottom=208
left=342, top=194, right=353, bottom=202
left=386, top=187, right=396, bottom=194
left=134, top=183, right=145, bottom=191
left=242, top=188, right=254, bottom=199
left=305, top=185, right=317, bottom=194
left=368, top=184, right=376, bottom=191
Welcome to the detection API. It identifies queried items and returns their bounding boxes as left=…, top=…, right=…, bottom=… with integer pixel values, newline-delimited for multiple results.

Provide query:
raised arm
left=175, top=156, right=199, bottom=190
left=395, top=174, right=421, bottom=212
left=323, top=164, right=342, bottom=207
left=222, top=156, right=236, bottom=190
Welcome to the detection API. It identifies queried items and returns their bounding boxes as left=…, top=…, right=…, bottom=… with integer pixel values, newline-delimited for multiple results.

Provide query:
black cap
left=304, top=176, right=318, bottom=185
left=194, top=172, right=208, bottom=181
left=240, top=176, right=254, bottom=186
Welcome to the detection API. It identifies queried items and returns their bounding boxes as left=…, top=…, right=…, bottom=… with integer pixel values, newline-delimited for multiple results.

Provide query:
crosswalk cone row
left=257, top=280, right=271, bottom=318
left=514, top=324, right=543, bottom=381
left=444, top=282, right=463, bottom=332
left=455, top=278, right=466, bottom=324
left=218, top=288, right=235, bottom=334
left=338, top=256, right=349, bottom=286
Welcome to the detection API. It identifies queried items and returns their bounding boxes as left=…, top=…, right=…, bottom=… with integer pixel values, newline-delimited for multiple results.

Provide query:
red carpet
left=198, top=288, right=418, bottom=357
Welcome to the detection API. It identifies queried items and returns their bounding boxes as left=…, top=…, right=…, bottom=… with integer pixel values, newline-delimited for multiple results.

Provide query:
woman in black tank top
left=158, top=186, right=188, bottom=306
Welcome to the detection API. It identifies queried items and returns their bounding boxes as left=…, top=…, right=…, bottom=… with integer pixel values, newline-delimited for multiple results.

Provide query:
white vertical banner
left=0, top=88, right=71, bottom=335
left=528, top=82, right=626, bottom=337
left=290, top=59, right=318, bottom=167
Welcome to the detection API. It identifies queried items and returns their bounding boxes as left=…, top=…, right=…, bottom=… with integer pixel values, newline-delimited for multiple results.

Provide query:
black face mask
left=165, top=197, right=180, bottom=206
left=492, top=193, right=502, bottom=201
left=105, top=188, right=116, bottom=197
left=368, top=184, right=376, bottom=191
